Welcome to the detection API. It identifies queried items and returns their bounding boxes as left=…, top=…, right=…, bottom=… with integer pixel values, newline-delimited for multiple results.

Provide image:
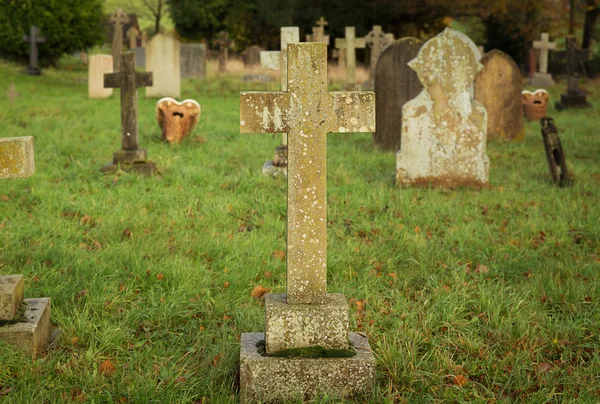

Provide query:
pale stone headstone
left=6, top=84, right=21, bottom=105
left=242, top=45, right=263, bottom=69
left=88, top=55, right=114, bottom=99
left=474, top=50, right=524, bottom=141
left=23, top=26, right=46, bottom=75
left=531, top=33, right=557, bottom=87
left=180, top=43, right=207, bottom=79
left=334, top=27, right=366, bottom=89
left=239, top=42, right=376, bottom=402
left=127, top=26, right=139, bottom=49
left=103, top=52, right=156, bottom=175
left=373, top=37, right=423, bottom=152
left=109, top=9, right=130, bottom=72
left=555, top=35, right=592, bottom=110
left=396, top=28, right=489, bottom=189
left=259, top=27, right=300, bottom=176
left=363, top=25, right=394, bottom=89
left=146, top=33, right=181, bottom=98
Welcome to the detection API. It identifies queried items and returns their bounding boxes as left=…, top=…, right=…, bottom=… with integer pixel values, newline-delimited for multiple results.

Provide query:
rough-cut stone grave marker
left=239, top=42, right=376, bottom=403
left=259, top=27, right=300, bottom=177
left=6, top=84, right=21, bottom=105
left=23, top=26, right=46, bottom=76
left=0, top=137, right=52, bottom=356
left=373, top=37, right=423, bottom=152
left=243, top=45, right=263, bottom=69
left=88, top=55, right=114, bottom=99
left=531, top=33, right=557, bottom=88
left=214, top=31, right=234, bottom=73
left=396, top=28, right=489, bottom=189
left=474, top=50, right=524, bottom=141
left=335, top=27, right=366, bottom=89
left=109, top=9, right=130, bottom=72
left=146, top=33, right=181, bottom=98
left=363, top=25, right=394, bottom=89
left=127, top=26, right=139, bottom=49
left=540, top=117, right=571, bottom=187
left=180, top=43, right=207, bottom=79
left=555, top=35, right=592, bottom=110
left=522, top=89, right=550, bottom=121
left=156, top=97, right=201, bottom=143
left=103, top=52, right=156, bottom=175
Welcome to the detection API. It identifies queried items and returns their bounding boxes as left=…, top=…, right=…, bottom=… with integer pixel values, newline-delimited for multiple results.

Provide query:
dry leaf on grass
left=251, top=285, right=270, bottom=300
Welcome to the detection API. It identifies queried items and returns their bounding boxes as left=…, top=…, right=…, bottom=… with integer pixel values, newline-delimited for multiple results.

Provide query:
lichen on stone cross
left=0, top=137, right=34, bottom=179
left=532, top=33, right=557, bottom=74
left=240, top=43, right=375, bottom=304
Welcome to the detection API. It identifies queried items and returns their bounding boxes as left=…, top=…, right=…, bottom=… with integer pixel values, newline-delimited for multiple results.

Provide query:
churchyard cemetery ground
left=1, top=57, right=600, bottom=402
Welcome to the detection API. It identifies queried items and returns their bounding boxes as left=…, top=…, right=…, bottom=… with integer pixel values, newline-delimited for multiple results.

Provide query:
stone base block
left=113, top=149, right=148, bottom=164
left=530, top=73, right=555, bottom=88
left=240, top=332, right=375, bottom=403
left=555, top=93, right=592, bottom=111
left=0, top=298, right=51, bottom=356
left=24, top=67, right=41, bottom=76
left=262, top=161, right=287, bottom=177
left=0, top=136, right=35, bottom=179
left=265, top=294, right=348, bottom=354
left=0, top=275, right=24, bottom=321
left=101, top=161, right=157, bottom=176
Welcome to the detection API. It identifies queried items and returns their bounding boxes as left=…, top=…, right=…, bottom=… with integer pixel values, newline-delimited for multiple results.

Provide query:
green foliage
left=167, top=0, right=229, bottom=41
left=0, top=0, right=105, bottom=66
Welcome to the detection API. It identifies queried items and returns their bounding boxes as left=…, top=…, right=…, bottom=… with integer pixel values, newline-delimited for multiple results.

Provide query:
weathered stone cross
left=23, top=26, right=46, bottom=76
left=240, top=43, right=375, bottom=304
left=127, top=26, right=139, bottom=49
left=533, top=33, right=557, bottom=75
left=6, top=84, right=20, bottom=105
left=365, top=25, right=394, bottom=85
left=335, top=27, right=366, bottom=88
left=555, top=35, right=592, bottom=110
left=307, top=17, right=330, bottom=44
left=0, top=137, right=34, bottom=179
left=215, top=31, right=234, bottom=73
left=110, top=9, right=130, bottom=72
left=103, top=52, right=156, bottom=175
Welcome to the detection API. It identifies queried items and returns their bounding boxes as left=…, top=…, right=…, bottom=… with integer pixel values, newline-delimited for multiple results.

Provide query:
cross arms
left=240, top=92, right=290, bottom=133
left=1, top=136, right=34, bottom=178
left=104, top=71, right=152, bottom=89
left=326, top=92, right=375, bottom=133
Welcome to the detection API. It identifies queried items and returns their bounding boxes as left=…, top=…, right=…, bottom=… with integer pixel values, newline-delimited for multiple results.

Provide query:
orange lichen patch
left=156, top=98, right=201, bottom=143
left=0, top=136, right=34, bottom=179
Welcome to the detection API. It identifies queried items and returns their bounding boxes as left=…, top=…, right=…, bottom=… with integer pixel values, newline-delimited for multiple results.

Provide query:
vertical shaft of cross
left=345, top=27, right=357, bottom=85
left=23, top=26, right=45, bottom=72
left=119, top=54, right=138, bottom=151
left=533, top=33, right=556, bottom=75
left=286, top=44, right=328, bottom=304
left=566, top=36, right=578, bottom=92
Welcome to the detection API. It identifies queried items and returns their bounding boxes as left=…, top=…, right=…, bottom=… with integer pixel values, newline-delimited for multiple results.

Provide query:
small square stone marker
left=0, top=275, right=24, bottom=321
left=239, top=42, right=376, bottom=403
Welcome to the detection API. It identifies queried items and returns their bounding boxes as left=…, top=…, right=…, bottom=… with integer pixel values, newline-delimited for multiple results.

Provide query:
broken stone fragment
left=156, top=98, right=201, bottom=143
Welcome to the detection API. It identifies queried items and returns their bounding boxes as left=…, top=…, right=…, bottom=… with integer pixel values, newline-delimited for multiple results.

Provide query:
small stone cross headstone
left=23, top=26, right=46, bottom=76
left=239, top=42, right=376, bottom=402
left=259, top=27, right=300, bottom=176
left=335, top=27, right=366, bottom=89
left=531, top=33, right=557, bottom=87
left=109, top=9, right=130, bottom=72
left=540, top=117, right=571, bottom=187
left=103, top=52, right=156, bottom=175
left=127, top=26, right=139, bottom=49
left=306, top=17, right=330, bottom=44
left=364, top=25, right=394, bottom=89
left=555, top=35, right=592, bottom=110
left=6, top=84, right=21, bottom=105
left=214, top=31, right=234, bottom=73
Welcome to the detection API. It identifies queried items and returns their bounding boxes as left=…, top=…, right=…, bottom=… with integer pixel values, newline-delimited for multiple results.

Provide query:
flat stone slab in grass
left=265, top=294, right=349, bottom=354
left=0, top=275, right=24, bottom=321
left=0, top=298, right=51, bottom=357
left=240, top=332, right=375, bottom=403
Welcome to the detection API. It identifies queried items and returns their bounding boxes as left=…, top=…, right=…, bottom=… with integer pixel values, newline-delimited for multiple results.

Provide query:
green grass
left=1, top=59, right=599, bottom=403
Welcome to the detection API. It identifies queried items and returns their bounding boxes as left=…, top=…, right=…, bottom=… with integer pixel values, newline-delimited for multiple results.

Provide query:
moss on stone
left=255, top=339, right=357, bottom=358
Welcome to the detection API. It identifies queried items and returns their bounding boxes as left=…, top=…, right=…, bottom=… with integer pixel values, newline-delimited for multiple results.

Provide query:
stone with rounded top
left=146, top=33, right=181, bottom=98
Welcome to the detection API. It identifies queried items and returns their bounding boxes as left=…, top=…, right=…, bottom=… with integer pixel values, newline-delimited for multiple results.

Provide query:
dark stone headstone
left=133, top=47, right=145, bottom=68
left=180, top=43, right=206, bottom=78
left=373, top=37, right=423, bottom=152
left=540, top=117, right=571, bottom=187
left=23, top=26, right=46, bottom=76
left=555, top=36, right=592, bottom=111
left=243, top=45, right=264, bottom=68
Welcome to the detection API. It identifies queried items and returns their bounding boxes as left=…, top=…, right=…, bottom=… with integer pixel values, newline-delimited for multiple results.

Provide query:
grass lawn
left=0, top=59, right=599, bottom=403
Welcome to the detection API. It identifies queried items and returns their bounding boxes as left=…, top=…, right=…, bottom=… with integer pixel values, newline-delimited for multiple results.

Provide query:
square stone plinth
left=265, top=294, right=348, bottom=354
left=0, top=298, right=51, bottom=356
left=0, top=275, right=24, bottom=321
left=240, top=332, right=376, bottom=403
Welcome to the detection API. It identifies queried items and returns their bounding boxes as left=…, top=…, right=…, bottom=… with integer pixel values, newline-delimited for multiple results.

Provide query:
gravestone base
left=240, top=332, right=375, bottom=404
left=101, top=149, right=157, bottom=176
left=265, top=293, right=348, bottom=353
left=24, top=67, right=41, bottom=76
left=0, top=298, right=52, bottom=356
left=555, top=92, right=592, bottom=111
left=262, top=144, right=287, bottom=177
left=262, top=161, right=287, bottom=177
left=0, top=275, right=24, bottom=320
left=530, top=73, right=555, bottom=88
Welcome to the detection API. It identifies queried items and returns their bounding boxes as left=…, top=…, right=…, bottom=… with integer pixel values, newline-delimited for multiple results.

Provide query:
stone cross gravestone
left=239, top=42, right=376, bottom=402
left=88, top=55, right=114, bottom=99
left=259, top=27, right=300, bottom=177
left=373, top=37, right=423, bottom=152
left=555, top=35, right=592, bottom=110
left=363, top=25, right=394, bottom=89
left=335, top=27, right=366, bottom=89
left=306, top=17, right=330, bottom=44
left=0, top=138, right=51, bottom=357
left=146, top=33, right=181, bottom=98
left=6, top=84, right=21, bottom=105
left=127, top=26, right=139, bottom=49
left=396, top=28, right=489, bottom=189
left=103, top=52, right=156, bottom=175
left=109, top=9, right=130, bottom=72
left=23, top=26, right=46, bottom=76
left=180, top=43, right=207, bottom=79
left=474, top=50, right=525, bottom=141
left=531, top=33, right=557, bottom=87
left=214, top=31, right=234, bottom=73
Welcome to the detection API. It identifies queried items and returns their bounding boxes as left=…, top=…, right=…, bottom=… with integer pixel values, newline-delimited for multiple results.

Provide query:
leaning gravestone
left=23, top=26, right=46, bottom=76
left=531, top=33, right=557, bottom=88
left=396, top=28, right=489, bottom=189
left=540, top=117, right=570, bottom=187
left=88, top=55, right=114, bottom=99
left=180, top=43, right=207, bottom=79
left=109, top=9, right=130, bottom=72
left=373, top=37, right=423, bottom=152
left=146, top=33, right=181, bottom=98
left=103, top=52, right=156, bottom=175
left=239, top=42, right=376, bottom=402
left=474, top=50, right=524, bottom=141
left=0, top=137, right=52, bottom=357
left=555, top=35, right=592, bottom=110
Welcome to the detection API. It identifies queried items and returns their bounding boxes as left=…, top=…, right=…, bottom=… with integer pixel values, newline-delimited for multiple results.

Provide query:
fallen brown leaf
left=251, top=285, right=270, bottom=300
left=99, top=359, right=116, bottom=376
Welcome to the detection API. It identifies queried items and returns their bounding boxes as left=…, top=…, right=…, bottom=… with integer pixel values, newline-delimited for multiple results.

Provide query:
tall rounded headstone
left=146, top=33, right=181, bottom=98
left=373, top=38, right=423, bottom=152
left=474, top=50, right=524, bottom=141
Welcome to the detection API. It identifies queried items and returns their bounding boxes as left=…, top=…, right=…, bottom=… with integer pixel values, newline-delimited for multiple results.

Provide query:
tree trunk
left=154, top=0, right=162, bottom=35
left=582, top=1, right=600, bottom=49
